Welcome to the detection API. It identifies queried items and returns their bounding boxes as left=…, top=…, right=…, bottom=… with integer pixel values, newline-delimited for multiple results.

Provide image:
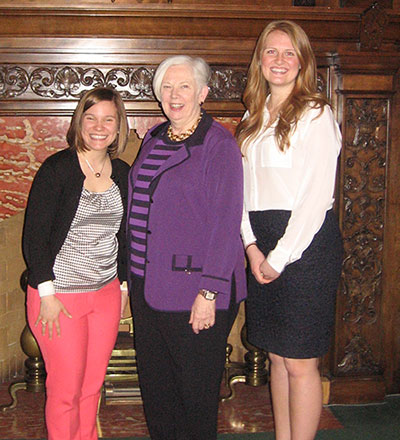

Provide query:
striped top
left=53, top=183, right=123, bottom=293
left=129, top=142, right=182, bottom=277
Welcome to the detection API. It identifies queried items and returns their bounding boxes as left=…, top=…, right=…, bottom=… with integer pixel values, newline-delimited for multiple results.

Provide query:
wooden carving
left=338, top=334, right=381, bottom=374
left=0, top=66, right=29, bottom=98
left=338, top=97, right=388, bottom=374
left=209, top=69, right=247, bottom=101
left=360, top=2, right=389, bottom=51
left=0, top=65, right=248, bottom=102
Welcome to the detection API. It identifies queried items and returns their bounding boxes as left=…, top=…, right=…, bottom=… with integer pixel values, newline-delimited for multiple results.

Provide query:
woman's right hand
left=246, top=244, right=269, bottom=285
left=35, top=296, right=72, bottom=339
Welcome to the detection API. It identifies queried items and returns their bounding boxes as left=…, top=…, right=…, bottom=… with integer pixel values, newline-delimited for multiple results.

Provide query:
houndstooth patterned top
left=52, top=182, right=123, bottom=293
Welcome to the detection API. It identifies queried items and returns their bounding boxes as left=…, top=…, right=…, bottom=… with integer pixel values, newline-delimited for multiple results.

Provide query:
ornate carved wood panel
left=0, top=65, right=246, bottom=103
left=338, top=96, right=389, bottom=376
left=328, top=85, right=396, bottom=401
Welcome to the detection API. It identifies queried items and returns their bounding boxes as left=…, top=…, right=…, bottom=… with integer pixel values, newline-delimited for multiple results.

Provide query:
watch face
left=200, top=289, right=217, bottom=300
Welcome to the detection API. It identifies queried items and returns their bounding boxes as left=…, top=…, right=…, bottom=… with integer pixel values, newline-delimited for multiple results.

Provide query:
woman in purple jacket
left=128, top=55, right=246, bottom=440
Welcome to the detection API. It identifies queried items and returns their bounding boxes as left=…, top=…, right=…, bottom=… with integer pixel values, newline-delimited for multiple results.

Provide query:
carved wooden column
left=330, top=87, right=389, bottom=403
left=326, top=3, right=400, bottom=401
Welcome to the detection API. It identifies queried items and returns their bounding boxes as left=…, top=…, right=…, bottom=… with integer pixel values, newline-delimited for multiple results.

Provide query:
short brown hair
left=66, top=87, right=129, bottom=158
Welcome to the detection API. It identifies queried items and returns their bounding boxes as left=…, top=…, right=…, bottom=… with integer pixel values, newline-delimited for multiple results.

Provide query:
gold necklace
left=84, top=156, right=107, bottom=178
left=167, top=113, right=202, bottom=142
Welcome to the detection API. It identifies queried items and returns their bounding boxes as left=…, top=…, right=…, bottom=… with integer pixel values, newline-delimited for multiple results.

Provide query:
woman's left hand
left=189, top=293, right=216, bottom=334
left=259, top=259, right=281, bottom=283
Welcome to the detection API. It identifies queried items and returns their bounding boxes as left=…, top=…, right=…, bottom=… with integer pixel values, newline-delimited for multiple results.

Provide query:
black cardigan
left=22, top=148, right=129, bottom=289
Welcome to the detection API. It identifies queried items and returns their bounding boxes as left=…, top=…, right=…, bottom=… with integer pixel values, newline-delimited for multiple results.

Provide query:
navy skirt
left=246, top=209, right=343, bottom=359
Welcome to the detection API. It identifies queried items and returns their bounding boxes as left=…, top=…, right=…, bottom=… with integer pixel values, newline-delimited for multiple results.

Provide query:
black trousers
left=130, top=276, right=238, bottom=440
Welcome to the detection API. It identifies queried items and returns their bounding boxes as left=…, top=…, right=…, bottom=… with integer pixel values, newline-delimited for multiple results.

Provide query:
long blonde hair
left=236, top=20, right=329, bottom=154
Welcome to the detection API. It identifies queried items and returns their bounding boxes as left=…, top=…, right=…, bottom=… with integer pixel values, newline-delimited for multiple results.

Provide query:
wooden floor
left=0, top=379, right=342, bottom=438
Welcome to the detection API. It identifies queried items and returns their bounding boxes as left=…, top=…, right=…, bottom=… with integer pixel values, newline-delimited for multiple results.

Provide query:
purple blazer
left=128, top=112, right=246, bottom=311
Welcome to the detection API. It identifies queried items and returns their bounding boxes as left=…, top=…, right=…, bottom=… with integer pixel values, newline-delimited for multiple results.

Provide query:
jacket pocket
left=171, top=254, right=203, bottom=274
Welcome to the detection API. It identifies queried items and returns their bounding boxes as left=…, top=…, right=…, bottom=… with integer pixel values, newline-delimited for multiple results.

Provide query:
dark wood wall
left=1, top=0, right=399, bottom=403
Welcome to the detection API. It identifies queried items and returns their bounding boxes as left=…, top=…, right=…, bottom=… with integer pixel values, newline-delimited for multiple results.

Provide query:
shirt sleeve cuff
left=120, top=281, right=128, bottom=292
left=241, top=221, right=257, bottom=248
left=37, top=280, right=56, bottom=297
left=266, top=246, right=291, bottom=274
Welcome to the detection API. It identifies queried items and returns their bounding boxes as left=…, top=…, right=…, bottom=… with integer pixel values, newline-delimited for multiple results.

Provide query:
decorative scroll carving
left=338, top=97, right=388, bottom=374
left=209, top=69, right=247, bottom=101
left=360, top=2, right=389, bottom=51
left=126, top=67, right=154, bottom=99
left=0, top=65, right=248, bottom=101
left=0, top=66, right=29, bottom=98
left=29, top=66, right=155, bottom=100
left=338, top=334, right=381, bottom=374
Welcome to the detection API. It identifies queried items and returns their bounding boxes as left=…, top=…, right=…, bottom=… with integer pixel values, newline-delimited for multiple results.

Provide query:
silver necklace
left=84, top=156, right=107, bottom=178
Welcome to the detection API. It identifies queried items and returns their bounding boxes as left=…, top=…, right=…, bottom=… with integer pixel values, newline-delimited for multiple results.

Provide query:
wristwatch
left=199, top=289, right=218, bottom=301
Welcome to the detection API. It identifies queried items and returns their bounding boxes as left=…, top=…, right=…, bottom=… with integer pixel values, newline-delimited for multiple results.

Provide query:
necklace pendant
left=84, top=156, right=107, bottom=179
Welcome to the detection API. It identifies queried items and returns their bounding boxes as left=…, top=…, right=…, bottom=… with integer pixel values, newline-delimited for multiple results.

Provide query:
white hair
left=152, top=55, right=211, bottom=101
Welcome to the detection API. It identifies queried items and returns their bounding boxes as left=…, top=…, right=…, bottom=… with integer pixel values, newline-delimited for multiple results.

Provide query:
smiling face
left=160, top=64, right=208, bottom=134
left=81, top=100, right=119, bottom=153
left=261, top=29, right=301, bottom=96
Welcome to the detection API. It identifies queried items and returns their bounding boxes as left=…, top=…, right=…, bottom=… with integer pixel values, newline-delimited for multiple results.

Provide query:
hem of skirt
left=248, top=339, right=331, bottom=359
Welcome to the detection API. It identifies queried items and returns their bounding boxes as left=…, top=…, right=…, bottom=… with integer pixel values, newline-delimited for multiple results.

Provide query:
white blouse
left=241, top=102, right=342, bottom=273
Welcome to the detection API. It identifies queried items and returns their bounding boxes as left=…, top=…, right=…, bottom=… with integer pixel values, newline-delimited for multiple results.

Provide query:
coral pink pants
left=27, top=279, right=121, bottom=440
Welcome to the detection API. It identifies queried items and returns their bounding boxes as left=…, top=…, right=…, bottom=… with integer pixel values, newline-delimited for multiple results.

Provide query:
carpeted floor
left=90, top=395, right=400, bottom=440
left=1, top=381, right=341, bottom=438
left=323, top=394, right=400, bottom=440
left=1, top=378, right=399, bottom=439
left=84, top=394, right=400, bottom=440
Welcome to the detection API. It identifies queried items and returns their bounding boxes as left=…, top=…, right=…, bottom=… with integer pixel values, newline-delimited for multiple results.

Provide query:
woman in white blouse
left=237, top=21, right=343, bottom=440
